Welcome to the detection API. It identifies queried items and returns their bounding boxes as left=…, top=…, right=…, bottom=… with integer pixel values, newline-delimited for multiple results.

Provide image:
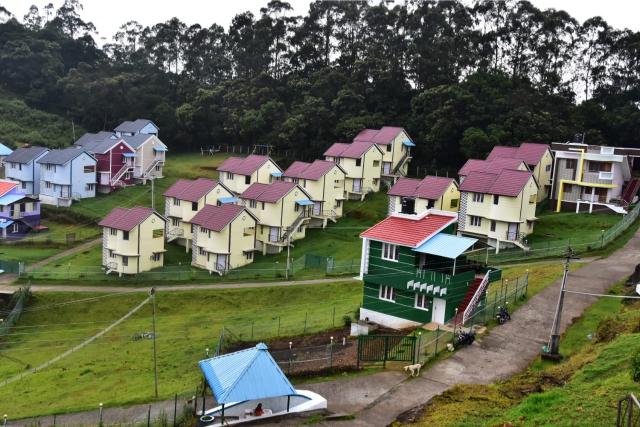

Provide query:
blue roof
left=0, top=220, right=14, bottom=229
left=413, top=233, right=477, bottom=259
left=153, top=147, right=168, bottom=152
left=271, top=172, right=283, bottom=177
left=219, top=197, right=239, bottom=204
left=122, top=153, right=136, bottom=158
left=199, top=343, right=296, bottom=404
left=403, top=140, right=416, bottom=147
left=0, top=143, right=13, bottom=156
left=0, top=193, right=28, bottom=206
left=296, top=199, right=314, bottom=206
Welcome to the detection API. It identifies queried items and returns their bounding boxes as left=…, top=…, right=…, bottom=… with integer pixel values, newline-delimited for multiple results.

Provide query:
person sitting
left=254, top=403, right=264, bottom=417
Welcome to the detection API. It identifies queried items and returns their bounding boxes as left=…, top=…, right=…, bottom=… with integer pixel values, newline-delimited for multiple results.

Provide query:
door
left=269, top=226, right=279, bottom=242
left=401, top=197, right=415, bottom=214
left=383, top=162, right=392, bottom=174
left=216, top=254, right=228, bottom=271
left=353, top=179, right=362, bottom=192
left=431, top=298, right=446, bottom=324
left=313, top=202, right=322, bottom=216
left=507, top=223, right=519, bottom=241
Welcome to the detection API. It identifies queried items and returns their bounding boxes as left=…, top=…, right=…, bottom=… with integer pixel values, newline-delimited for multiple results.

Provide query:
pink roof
left=458, top=158, right=526, bottom=176
left=388, top=176, right=456, bottom=200
left=323, top=140, right=380, bottom=159
left=354, top=126, right=408, bottom=145
left=459, top=169, right=534, bottom=197
left=486, top=143, right=550, bottom=166
left=163, top=178, right=222, bottom=202
left=240, top=181, right=307, bottom=203
left=190, top=204, right=254, bottom=232
left=284, top=160, right=339, bottom=180
left=99, top=206, right=161, bottom=231
left=361, top=213, right=456, bottom=247
left=217, top=155, right=281, bottom=175
left=0, top=180, right=17, bottom=197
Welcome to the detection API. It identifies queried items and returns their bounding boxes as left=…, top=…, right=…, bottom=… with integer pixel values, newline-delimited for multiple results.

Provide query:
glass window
left=450, top=198, right=459, bottom=209
left=381, top=242, right=399, bottom=261
left=472, top=193, right=484, bottom=203
left=152, top=229, right=164, bottom=238
left=415, top=294, right=429, bottom=310
left=379, top=285, right=395, bottom=302
left=123, top=231, right=129, bottom=240
left=493, top=195, right=499, bottom=205
left=355, top=158, right=362, bottom=167
left=192, top=202, right=198, bottom=211
left=470, top=216, right=482, bottom=227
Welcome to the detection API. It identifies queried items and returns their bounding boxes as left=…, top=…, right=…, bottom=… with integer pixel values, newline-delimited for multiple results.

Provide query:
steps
left=451, top=277, right=483, bottom=324
left=622, top=178, right=640, bottom=204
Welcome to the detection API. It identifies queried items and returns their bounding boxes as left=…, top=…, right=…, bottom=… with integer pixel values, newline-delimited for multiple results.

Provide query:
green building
left=358, top=210, right=501, bottom=329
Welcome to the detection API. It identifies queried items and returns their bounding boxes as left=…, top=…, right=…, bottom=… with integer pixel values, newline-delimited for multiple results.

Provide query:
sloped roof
left=486, top=143, right=550, bottom=167
left=459, top=169, right=534, bottom=197
left=0, top=180, right=17, bottom=197
left=199, top=343, right=296, bottom=404
left=323, top=140, right=382, bottom=159
left=121, top=134, right=156, bottom=149
left=74, top=131, right=114, bottom=147
left=413, top=234, right=478, bottom=259
left=4, top=146, right=48, bottom=164
left=190, top=204, right=256, bottom=232
left=163, top=178, right=225, bottom=203
left=114, top=119, right=158, bottom=133
left=98, top=206, right=163, bottom=231
left=283, top=160, right=342, bottom=181
left=387, top=176, right=456, bottom=200
left=458, top=158, right=526, bottom=176
left=240, top=181, right=309, bottom=203
left=0, top=143, right=13, bottom=156
left=74, top=132, right=128, bottom=154
left=217, top=155, right=281, bottom=176
left=37, top=147, right=94, bottom=165
left=360, top=211, right=457, bottom=248
left=353, top=126, right=408, bottom=145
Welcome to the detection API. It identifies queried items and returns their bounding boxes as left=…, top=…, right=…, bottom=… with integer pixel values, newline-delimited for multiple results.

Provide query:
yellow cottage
left=324, top=140, right=384, bottom=200
left=99, top=206, right=166, bottom=275
left=352, top=126, right=415, bottom=182
left=217, top=155, right=282, bottom=194
left=387, top=176, right=460, bottom=215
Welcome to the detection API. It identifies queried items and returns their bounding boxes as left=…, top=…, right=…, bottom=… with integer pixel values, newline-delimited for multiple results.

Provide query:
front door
left=507, top=223, right=519, bottom=241
left=216, top=254, right=228, bottom=271
left=269, top=226, right=279, bottom=242
left=313, top=202, right=322, bottom=216
left=432, top=298, right=446, bottom=324
left=353, top=179, right=362, bottom=193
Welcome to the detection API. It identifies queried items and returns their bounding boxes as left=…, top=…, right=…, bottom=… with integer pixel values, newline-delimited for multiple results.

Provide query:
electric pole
left=150, top=287, right=159, bottom=398
left=151, top=178, right=155, bottom=210
left=546, top=247, right=578, bottom=359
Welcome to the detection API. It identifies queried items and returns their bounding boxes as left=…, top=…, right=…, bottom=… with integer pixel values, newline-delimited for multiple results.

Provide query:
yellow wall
left=377, top=130, right=411, bottom=175
left=287, top=165, right=346, bottom=217
left=219, top=159, right=280, bottom=194
left=532, top=149, right=553, bottom=201
left=390, top=181, right=460, bottom=214
left=326, top=146, right=383, bottom=196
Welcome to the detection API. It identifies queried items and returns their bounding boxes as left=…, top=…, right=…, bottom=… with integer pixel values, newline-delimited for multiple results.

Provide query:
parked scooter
left=496, top=305, right=511, bottom=324
left=455, top=330, right=476, bottom=346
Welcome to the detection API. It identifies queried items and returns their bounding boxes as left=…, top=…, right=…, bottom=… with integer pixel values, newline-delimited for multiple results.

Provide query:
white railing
left=599, top=171, right=614, bottom=180
left=142, top=158, right=164, bottom=178
left=110, top=164, right=133, bottom=186
left=462, top=270, right=491, bottom=325
left=166, top=227, right=184, bottom=242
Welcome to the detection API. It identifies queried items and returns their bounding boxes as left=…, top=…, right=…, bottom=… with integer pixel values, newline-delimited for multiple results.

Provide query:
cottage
left=0, top=143, right=13, bottom=178
left=239, top=181, right=313, bottom=254
left=283, top=159, right=347, bottom=227
left=353, top=126, right=415, bottom=181
left=163, top=177, right=235, bottom=249
left=457, top=169, right=538, bottom=249
left=120, top=134, right=167, bottom=183
left=358, top=210, right=501, bottom=328
left=324, top=140, right=384, bottom=200
left=4, top=146, right=49, bottom=196
left=114, top=119, right=159, bottom=137
left=387, top=176, right=459, bottom=215
left=486, top=143, right=553, bottom=201
left=99, top=206, right=167, bottom=275
left=458, top=158, right=528, bottom=183
left=551, top=142, right=640, bottom=214
left=74, top=132, right=135, bottom=193
left=190, top=204, right=259, bottom=274
left=217, top=155, right=282, bottom=195
left=0, top=180, right=40, bottom=239
left=36, top=147, right=97, bottom=207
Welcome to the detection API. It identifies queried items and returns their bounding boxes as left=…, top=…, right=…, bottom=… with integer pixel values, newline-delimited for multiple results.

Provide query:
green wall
left=363, top=282, right=433, bottom=323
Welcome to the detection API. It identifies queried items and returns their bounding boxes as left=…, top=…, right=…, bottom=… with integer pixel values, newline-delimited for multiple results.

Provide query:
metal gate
left=357, top=335, right=416, bottom=367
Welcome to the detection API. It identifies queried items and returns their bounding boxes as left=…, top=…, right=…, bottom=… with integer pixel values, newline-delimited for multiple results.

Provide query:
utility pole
left=151, top=178, right=155, bottom=210
left=285, top=227, right=291, bottom=280
left=150, top=287, right=159, bottom=398
left=545, top=247, right=578, bottom=359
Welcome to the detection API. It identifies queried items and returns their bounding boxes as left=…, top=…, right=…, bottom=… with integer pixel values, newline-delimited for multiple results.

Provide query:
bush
left=342, top=315, right=352, bottom=327
left=595, top=317, right=623, bottom=343
left=632, top=352, right=640, bottom=382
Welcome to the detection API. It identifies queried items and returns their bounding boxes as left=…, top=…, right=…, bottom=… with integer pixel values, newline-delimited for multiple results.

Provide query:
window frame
left=472, top=193, right=484, bottom=203
left=379, top=285, right=395, bottom=302
left=381, top=242, right=400, bottom=262
left=415, top=294, right=429, bottom=311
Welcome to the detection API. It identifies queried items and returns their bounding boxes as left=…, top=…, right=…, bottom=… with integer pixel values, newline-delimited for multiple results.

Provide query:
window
left=84, top=165, right=95, bottom=173
left=10, top=163, right=15, bottom=169
left=529, top=194, right=537, bottom=204
left=490, top=220, right=496, bottom=232
left=472, top=193, right=484, bottom=203
left=191, top=202, right=198, bottom=211
left=110, top=228, right=117, bottom=236
left=545, top=164, right=551, bottom=172
left=21, top=181, right=26, bottom=189
left=379, top=285, right=395, bottom=302
left=245, top=251, right=253, bottom=260
left=450, top=198, right=459, bottom=209
left=295, top=203, right=300, bottom=212
left=335, top=157, right=341, bottom=165
left=493, top=195, right=499, bottom=205
left=85, top=183, right=95, bottom=192
left=386, top=144, right=392, bottom=152
left=470, top=216, right=482, bottom=227
left=45, top=182, right=53, bottom=190
left=261, top=202, right=265, bottom=210
left=381, top=242, right=399, bottom=261
left=355, top=158, right=362, bottom=167
left=123, top=231, right=129, bottom=240
left=249, top=199, right=257, bottom=209
left=373, top=178, right=379, bottom=185
left=152, top=229, right=164, bottom=238
left=109, top=250, right=115, bottom=258
left=563, top=184, right=573, bottom=193
left=18, top=164, right=22, bottom=171
left=173, top=198, right=180, bottom=206
left=150, top=253, right=161, bottom=262
left=298, top=225, right=304, bottom=233
left=292, top=178, right=299, bottom=184
left=373, top=160, right=380, bottom=167
left=565, top=159, right=577, bottom=169
left=415, top=294, right=429, bottom=310
left=588, top=161, right=600, bottom=173
left=45, top=164, right=55, bottom=171
left=122, top=256, right=129, bottom=266
left=155, top=165, right=161, bottom=172
left=335, top=200, right=342, bottom=208
left=226, top=172, right=234, bottom=180
left=200, top=226, right=208, bottom=233
left=245, top=175, right=251, bottom=185
left=199, top=247, right=207, bottom=256
left=171, top=217, right=179, bottom=227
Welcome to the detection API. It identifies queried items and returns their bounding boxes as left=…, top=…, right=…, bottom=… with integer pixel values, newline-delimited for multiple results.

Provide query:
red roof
left=458, top=158, right=526, bottom=176
left=354, top=126, right=408, bottom=145
left=99, top=206, right=162, bottom=231
left=240, top=181, right=308, bottom=203
left=217, top=155, right=281, bottom=175
left=486, top=143, right=550, bottom=167
left=0, top=180, right=17, bottom=197
left=190, top=204, right=254, bottom=232
left=283, top=160, right=340, bottom=180
left=163, top=178, right=223, bottom=202
left=323, top=140, right=380, bottom=159
left=388, top=176, right=456, bottom=200
left=361, top=212, right=457, bottom=247
left=459, top=169, right=534, bottom=197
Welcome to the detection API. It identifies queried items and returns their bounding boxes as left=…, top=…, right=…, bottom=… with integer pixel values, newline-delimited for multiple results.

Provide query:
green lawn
left=0, top=281, right=363, bottom=418
left=527, top=210, right=620, bottom=247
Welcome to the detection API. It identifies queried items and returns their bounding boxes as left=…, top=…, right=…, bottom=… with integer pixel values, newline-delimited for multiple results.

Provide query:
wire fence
left=0, top=287, right=30, bottom=340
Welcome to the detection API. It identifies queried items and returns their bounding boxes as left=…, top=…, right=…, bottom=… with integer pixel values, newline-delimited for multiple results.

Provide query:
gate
left=357, top=335, right=416, bottom=367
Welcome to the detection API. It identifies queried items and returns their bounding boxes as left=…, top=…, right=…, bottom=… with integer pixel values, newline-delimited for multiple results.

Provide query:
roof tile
left=190, top=204, right=252, bottom=232
left=388, top=176, right=455, bottom=200
left=217, top=155, right=280, bottom=176
left=163, top=178, right=223, bottom=203
left=458, top=158, right=525, bottom=176
left=486, top=143, right=550, bottom=166
left=459, top=169, right=534, bottom=197
left=361, top=212, right=457, bottom=247
left=323, top=140, right=380, bottom=159
left=283, top=160, right=339, bottom=180
left=98, top=206, right=162, bottom=231
left=240, top=181, right=306, bottom=203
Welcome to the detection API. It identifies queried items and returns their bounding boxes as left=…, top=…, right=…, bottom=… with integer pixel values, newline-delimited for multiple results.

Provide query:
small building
left=387, top=176, right=460, bottom=215
left=551, top=142, right=640, bottom=214
left=239, top=181, right=313, bottom=254
left=0, top=180, right=40, bottom=239
left=36, top=147, right=97, bottom=207
left=458, top=158, right=529, bottom=183
left=163, top=178, right=235, bottom=249
left=324, top=140, right=384, bottom=200
left=99, top=206, right=167, bottom=275
left=114, top=118, right=159, bottom=137
left=74, top=131, right=135, bottom=193
left=353, top=126, right=415, bottom=181
left=217, top=155, right=283, bottom=195
left=283, top=159, right=347, bottom=227
left=3, top=146, right=49, bottom=196
left=486, top=143, right=553, bottom=201
left=457, top=169, right=538, bottom=249
left=358, top=210, right=501, bottom=328
left=190, top=204, right=259, bottom=274
left=113, top=119, right=166, bottom=183
left=0, top=142, right=13, bottom=178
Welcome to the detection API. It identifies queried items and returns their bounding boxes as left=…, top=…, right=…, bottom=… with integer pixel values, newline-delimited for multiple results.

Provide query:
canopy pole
left=201, top=377, right=206, bottom=416
left=221, top=404, right=225, bottom=424
left=453, top=258, right=457, bottom=275
left=287, top=395, right=291, bottom=412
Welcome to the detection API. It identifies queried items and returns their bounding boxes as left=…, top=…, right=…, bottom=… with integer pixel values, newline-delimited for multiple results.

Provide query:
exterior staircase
left=392, top=151, right=412, bottom=177
left=166, top=227, right=184, bottom=243
left=142, top=158, right=164, bottom=179
left=110, top=163, right=133, bottom=187
left=451, top=271, right=491, bottom=326
left=281, top=211, right=308, bottom=243
left=622, top=178, right=640, bottom=204
left=105, top=261, right=118, bottom=275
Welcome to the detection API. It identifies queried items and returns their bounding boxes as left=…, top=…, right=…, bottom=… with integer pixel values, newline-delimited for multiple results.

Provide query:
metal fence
left=0, top=286, right=30, bottom=340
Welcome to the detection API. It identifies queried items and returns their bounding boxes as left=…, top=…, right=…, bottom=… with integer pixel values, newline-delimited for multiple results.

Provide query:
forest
left=0, top=0, right=639, bottom=170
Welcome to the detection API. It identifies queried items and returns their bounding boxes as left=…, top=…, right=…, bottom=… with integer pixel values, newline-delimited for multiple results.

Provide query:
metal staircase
left=392, top=151, right=412, bottom=177
left=110, top=163, right=133, bottom=187
left=105, top=261, right=118, bottom=275
left=622, top=178, right=640, bottom=204
left=452, top=270, right=491, bottom=326
left=142, top=158, right=164, bottom=179
left=281, top=212, right=308, bottom=243
left=166, top=227, right=184, bottom=242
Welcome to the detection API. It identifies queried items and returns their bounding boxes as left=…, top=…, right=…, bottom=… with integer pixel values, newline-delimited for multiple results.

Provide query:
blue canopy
left=0, top=220, right=14, bottom=229
left=413, top=233, right=477, bottom=259
left=122, top=152, right=136, bottom=158
left=218, top=197, right=239, bottom=204
left=271, top=172, right=283, bottom=177
left=0, top=194, right=28, bottom=206
left=296, top=199, right=314, bottom=206
left=199, top=343, right=296, bottom=404
left=402, top=140, right=416, bottom=147
left=153, top=147, right=168, bottom=152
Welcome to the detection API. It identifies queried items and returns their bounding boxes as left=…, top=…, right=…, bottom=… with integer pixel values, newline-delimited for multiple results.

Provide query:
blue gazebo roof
left=413, top=233, right=478, bottom=259
left=199, top=343, right=296, bottom=404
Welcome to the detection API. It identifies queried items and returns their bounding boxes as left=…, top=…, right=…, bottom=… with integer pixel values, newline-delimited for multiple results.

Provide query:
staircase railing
left=462, top=270, right=491, bottom=325
left=281, top=211, right=308, bottom=242
left=142, top=158, right=163, bottom=178
left=392, top=150, right=412, bottom=176
left=166, top=227, right=184, bottom=242
left=617, top=393, right=640, bottom=427
left=110, top=163, right=133, bottom=186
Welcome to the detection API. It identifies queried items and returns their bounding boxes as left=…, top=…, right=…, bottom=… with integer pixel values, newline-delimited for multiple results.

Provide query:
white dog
left=403, top=363, right=422, bottom=377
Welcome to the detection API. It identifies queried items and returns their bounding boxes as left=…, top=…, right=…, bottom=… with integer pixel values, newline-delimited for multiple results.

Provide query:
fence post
left=98, top=403, right=103, bottom=426
left=251, top=321, right=254, bottom=340
left=434, top=325, right=440, bottom=356
left=303, top=312, right=308, bottom=334
left=277, top=316, right=281, bottom=336
left=416, top=332, right=422, bottom=364
left=288, top=341, right=293, bottom=374
left=173, top=394, right=178, bottom=427
left=524, top=270, right=529, bottom=297
left=503, top=280, right=508, bottom=307
left=332, top=306, right=336, bottom=327
left=147, top=405, right=151, bottom=427
left=329, top=336, right=334, bottom=368
left=383, top=336, right=389, bottom=368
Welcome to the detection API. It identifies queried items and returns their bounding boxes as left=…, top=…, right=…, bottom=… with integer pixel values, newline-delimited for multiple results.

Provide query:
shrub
left=632, top=352, right=640, bottom=382
left=342, top=315, right=352, bottom=327
left=595, top=317, right=623, bottom=343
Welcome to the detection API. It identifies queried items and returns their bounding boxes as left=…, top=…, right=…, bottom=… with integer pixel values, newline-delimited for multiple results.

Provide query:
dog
left=403, top=363, right=422, bottom=377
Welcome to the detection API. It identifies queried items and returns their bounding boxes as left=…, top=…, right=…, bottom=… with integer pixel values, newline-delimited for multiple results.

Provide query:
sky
left=2, top=0, right=640, bottom=43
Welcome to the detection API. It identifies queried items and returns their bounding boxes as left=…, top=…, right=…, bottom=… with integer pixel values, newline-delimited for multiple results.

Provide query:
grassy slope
left=527, top=210, right=620, bottom=247
left=0, top=281, right=362, bottom=418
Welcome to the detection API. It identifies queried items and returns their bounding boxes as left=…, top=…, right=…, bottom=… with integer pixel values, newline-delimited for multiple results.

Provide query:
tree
left=23, top=5, right=43, bottom=30
left=53, top=0, right=95, bottom=38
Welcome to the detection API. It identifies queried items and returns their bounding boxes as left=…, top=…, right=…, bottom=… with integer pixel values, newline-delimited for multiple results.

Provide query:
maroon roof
left=354, top=126, right=408, bottom=145
left=458, top=158, right=526, bottom=176
left=323, top=140, right=381, bottom=159
left=486, top=143, right=550, bottom=167
left=190, top=204, right=254, bottom=232
left=459, top=169, right=534, bottom=197
left=163, top=178, right=223, bottom=202
left=283, top=160, right=340, bottom=180
left=240, top=181, right=309, bottom=203
left=388, top=176, right=456, bottom=200
left=217, top=155, right=281, bottom=176
left=99, top=206, right=161, bottom=231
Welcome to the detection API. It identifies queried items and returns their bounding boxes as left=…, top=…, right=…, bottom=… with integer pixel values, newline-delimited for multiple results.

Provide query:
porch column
left=452, top=258, right=457, bottom=275
left=358, top=238, right=368, bottom=280
left=590, top=187, right=595, bottom=214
